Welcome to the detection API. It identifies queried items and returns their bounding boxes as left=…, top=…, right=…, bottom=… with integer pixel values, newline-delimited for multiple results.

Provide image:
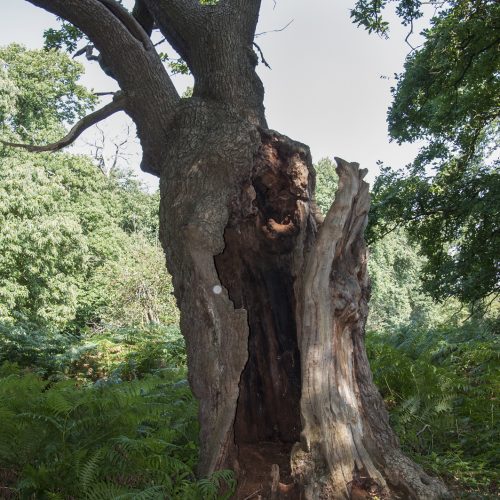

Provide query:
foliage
left=94, top=234, right=179, bottom=328
left=0, top=147, right=168, bottom=330
left=0, top=362, right=235, bottom=499
left=0, top=322, right=235, bottom=499
left=369, top=160, right=499, bottom=308
left=353, top=1, right=500, bottom=308
left=45, top=20, right=84, bottom=54
left=0, top=44, right=95, bottom=142
left=0, top=44, right=170, bottom=330
left=0, top=152, right=90, bottom=327
left=351, top=0, right=423, bottom=37
left=387, top=1, right=499, bottom=155
left=367, top=317, right=499, bottom=494
left=367, top=229, right=444, bottom=331
left=313, top=157, right=338, bottom=215
left=0, top=322, right=185, bottom=380
left=71, top=325, right=187, bottom=382
left=0, top=321, right=76, bottom=377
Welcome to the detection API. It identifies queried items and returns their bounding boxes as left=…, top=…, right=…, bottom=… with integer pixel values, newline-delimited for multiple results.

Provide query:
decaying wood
left=291, top=158, right=449, bottom=498
left=160, top=114, right=448, bottom=497
left=270, top=464, right=280, bottom=500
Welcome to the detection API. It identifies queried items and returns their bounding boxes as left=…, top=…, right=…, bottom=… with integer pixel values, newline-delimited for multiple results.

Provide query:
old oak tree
left=7, top=0, right=449, bottom=498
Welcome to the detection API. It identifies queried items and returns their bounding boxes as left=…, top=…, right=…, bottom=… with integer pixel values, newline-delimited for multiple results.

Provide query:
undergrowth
left=0, top=325, right=235, bottom=499
left=0, top=316, right=498, bottom=498
left=367, top=317, right=499, bottom=497
left=0, top=322, right=186, bottom=380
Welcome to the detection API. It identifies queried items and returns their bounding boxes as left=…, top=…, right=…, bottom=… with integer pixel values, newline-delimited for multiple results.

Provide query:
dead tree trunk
left=24, top=1, right=450, bottom=497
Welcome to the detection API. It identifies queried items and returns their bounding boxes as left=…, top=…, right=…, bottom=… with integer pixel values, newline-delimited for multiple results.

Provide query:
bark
left=291, top=159, right=448, bottom=499
left=142, top=0, right=266, bottom=126
left=158, top=104, right=449, bottom=498
left=23, top=1, right=450, bottom=497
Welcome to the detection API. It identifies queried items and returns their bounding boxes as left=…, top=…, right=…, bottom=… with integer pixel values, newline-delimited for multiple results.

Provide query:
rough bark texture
left=24, top=1, right=450, bottom=498
left=158, top=99, right=260, bottom=474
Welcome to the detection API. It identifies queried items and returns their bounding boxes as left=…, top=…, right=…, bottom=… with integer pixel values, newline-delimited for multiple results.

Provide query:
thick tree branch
left=26, top=0, right=178, bottom=107
left=141, top=0, right=206, bottom=63
left=26, top=0, right=181, bottom=174
left=142, top=0, right=266, bottom=125
left=221, top=0, right=262, bottom=41
left=143, top=0, right=262, bottom=64
left=132, top=0, right=155, bottom=37
left=97, top=0, right=153, bottom=49
left=1, top=94, right=126, bottom=153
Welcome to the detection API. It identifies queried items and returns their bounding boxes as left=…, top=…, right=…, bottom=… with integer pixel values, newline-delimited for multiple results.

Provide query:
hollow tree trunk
left=159, top=100, right=449, bottom=499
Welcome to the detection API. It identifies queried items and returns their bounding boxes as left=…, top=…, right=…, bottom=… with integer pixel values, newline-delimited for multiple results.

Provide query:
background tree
left=4, top=2, right=449, bottom=498
left=0, top=45, right=174, bottom=331
left=353, top=0, right=500, bottom=311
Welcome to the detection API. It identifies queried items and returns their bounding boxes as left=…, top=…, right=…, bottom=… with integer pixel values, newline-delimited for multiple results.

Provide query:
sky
left=0, top=0, right=426, bottom=188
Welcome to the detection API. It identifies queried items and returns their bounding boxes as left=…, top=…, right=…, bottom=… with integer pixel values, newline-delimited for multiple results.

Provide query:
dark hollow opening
left=214, top=132, right=315, bottom=499
left=215, top=228, right=302, bottom=446
left=215, top=134, right=309, bottom=455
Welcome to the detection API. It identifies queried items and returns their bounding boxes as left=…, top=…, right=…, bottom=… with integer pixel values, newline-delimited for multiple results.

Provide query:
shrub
left=367, top=317, right=499, bottom=494
left=0, top=363, right=235, bottom=499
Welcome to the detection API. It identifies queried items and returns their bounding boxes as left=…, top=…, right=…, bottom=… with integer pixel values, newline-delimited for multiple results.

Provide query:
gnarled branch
left=1, top=93, right=126, bottom=153
left=26, top=0, right=178, bottom=108
left=26, top=0, right=181, bottom=175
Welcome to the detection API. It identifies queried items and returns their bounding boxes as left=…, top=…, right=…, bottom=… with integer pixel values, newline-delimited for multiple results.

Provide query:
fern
left=366, top=317, right=499, bottom=492
left=84, top=482, right=131, bottom=500
left=0, top=360, right=203, bottom=499
left=79, top=448, right=105, bottom=492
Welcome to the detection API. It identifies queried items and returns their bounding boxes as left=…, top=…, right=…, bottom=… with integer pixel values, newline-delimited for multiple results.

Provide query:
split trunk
left=158, top=100, right=449, bottom=499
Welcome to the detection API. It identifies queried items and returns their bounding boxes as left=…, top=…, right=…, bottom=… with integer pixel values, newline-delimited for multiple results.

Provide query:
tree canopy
left=354, top=0, right=500, bottom=309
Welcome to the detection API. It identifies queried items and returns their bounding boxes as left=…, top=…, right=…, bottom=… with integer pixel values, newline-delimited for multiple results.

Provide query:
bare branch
left=404, top=19, right=416, bottom=51
left=154, top=37, right=167, bottom=47
left=85, top=122, right=137, bottom=176
left=255, top=19, right=294, bottom=38
left=1, top=94, right=126, bottom=153
left=72, top=46, right=88, bottom=59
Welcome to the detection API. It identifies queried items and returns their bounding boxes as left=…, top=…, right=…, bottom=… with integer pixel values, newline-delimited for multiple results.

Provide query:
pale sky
left=0, top=0, right=425, bottom=188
